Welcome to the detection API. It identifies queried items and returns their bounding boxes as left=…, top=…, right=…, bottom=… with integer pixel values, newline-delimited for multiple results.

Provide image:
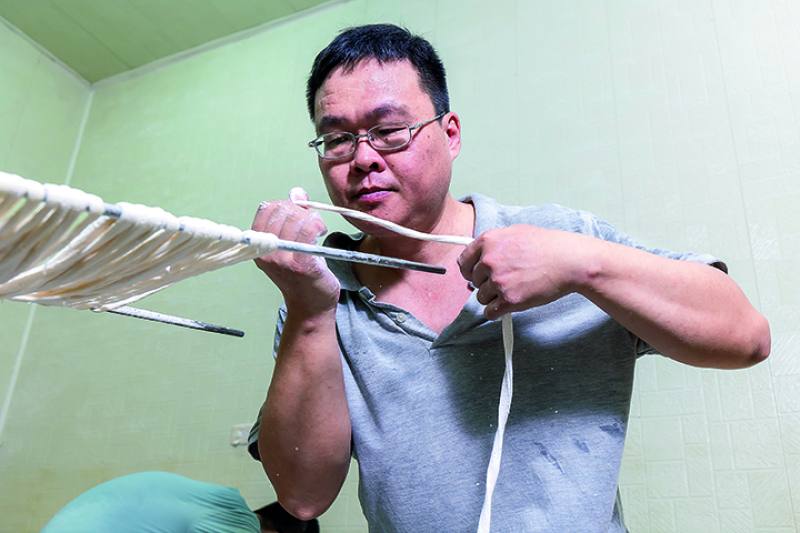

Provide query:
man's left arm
left=458, top=224, right=771, bottom=369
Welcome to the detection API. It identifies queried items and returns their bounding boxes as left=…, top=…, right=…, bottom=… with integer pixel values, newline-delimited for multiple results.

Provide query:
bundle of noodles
left=0, top=171, right=277, bottom=310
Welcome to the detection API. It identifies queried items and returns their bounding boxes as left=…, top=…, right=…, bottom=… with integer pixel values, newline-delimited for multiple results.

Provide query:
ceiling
left=0, top=0, right=330, bottom=83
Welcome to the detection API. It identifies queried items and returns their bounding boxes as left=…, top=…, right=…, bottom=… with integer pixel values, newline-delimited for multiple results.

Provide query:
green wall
left=0, top=17, right=90, bottom=533
left=2, top=1, right=800, bottom=532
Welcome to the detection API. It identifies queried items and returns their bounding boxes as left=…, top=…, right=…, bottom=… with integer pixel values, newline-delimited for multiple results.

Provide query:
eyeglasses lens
left=318, top=124, right=411, bottom=159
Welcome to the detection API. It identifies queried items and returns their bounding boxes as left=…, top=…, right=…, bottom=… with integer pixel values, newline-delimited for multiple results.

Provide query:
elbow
left=745, top=313, right=771, bottom=367
left=263, top=470, right=336, bottom=521
left=728, top=312, right=771, bottom=369
left=264, top=457, right=343, bottom=522
left=277, top=494, right=331, bottom=521
left=258, top=447, right=348, bottom=522
left=698, top=312, right=771, bottom=370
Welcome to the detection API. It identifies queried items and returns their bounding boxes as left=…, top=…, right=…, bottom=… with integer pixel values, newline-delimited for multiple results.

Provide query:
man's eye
left=373, top=125, right=406, bottom=138
left=323, top=133, right=350, bottom=148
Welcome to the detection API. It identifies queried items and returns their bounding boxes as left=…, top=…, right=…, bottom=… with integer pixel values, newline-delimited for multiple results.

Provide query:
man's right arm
left=251, top=191, right=352, bottom=520
left=259, top=306, right=351, bottom=520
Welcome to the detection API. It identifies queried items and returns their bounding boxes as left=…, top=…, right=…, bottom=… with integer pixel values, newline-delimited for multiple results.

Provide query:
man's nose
left=352, top=137, right=384, bottom=172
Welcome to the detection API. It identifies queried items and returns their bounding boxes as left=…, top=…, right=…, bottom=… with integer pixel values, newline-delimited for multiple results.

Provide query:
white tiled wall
left=610, top=1, right=799, bottom=530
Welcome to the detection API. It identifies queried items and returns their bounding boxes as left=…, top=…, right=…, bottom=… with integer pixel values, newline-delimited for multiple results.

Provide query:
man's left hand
left=457, top=224, right=588, bottom=320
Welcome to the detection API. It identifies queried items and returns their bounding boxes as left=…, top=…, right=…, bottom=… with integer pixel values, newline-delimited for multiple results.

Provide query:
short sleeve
left=585, top=213, right=728, bottom=273
left=581, top=212, right=728, bottom=356
left=247, top=305, right=287, bottom=462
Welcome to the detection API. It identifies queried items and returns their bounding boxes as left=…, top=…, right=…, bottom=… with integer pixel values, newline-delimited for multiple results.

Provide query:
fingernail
left=258, top=201, right=269, bottom=210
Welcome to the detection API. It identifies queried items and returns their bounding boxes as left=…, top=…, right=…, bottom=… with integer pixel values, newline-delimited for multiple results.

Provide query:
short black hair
left=306, top=24, right=449, bottom=120
left=252, top=501, right=319, bottom=533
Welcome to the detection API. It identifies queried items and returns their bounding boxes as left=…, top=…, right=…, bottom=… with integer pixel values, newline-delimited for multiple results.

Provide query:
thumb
left=289, top=186, right=324, bottom=229
left=289, top=186, right=309, bottom=202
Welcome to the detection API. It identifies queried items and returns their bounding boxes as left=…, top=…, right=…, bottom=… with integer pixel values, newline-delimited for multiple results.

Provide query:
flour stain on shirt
left=599, top=422, right=625, bottom=441
left=573, top=438, right=590, bottom=454
left=533, top=442, right=564, bottom=474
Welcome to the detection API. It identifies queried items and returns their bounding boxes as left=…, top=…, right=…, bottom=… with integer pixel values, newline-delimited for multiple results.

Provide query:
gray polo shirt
left=249, top=194, right=724, bottom=533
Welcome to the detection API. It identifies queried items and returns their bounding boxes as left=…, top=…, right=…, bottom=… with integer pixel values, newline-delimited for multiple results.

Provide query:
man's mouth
left=352, top=187, right=393, bottom=204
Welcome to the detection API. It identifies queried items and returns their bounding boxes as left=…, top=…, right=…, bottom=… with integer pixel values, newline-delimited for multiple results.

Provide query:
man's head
left=306, top=24, right=449, bottom=121
left=305, top=25, right=462, bottom=234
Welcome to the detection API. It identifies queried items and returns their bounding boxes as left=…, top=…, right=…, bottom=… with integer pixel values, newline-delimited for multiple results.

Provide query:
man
left=248, top=24, right=770, bottom=532
left=42, top=471, right=319, bottom=533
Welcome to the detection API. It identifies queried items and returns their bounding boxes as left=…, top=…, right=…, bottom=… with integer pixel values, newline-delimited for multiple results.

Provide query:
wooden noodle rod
left=103, top=306, right=245, bottom=337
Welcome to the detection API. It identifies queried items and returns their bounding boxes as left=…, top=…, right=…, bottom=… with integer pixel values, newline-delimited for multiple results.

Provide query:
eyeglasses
left=308, top=112, right=446, bottom=160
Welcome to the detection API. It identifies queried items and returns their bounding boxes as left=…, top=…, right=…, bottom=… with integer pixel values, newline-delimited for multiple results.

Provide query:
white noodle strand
left=0, top=172, right=278, bottom=310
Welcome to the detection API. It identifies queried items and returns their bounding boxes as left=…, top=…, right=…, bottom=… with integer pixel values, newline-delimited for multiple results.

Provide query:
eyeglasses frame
left=308, top=111, right=447, bottom=160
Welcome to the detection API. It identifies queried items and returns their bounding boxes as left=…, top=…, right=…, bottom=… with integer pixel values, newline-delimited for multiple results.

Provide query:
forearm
left=258, top=308, right=352, bottom=519
left=577, top=239, right=770, bottom=368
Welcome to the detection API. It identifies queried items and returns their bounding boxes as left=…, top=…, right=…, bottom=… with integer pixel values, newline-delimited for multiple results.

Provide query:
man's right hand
left=251, top=188, right=340, bottom=315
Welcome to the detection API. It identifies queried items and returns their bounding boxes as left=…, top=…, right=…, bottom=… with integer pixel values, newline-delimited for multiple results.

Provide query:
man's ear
left=444, top=112, right=462, bottom=160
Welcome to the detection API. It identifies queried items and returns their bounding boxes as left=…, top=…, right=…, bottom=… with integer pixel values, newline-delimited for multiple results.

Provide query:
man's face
left=312, top=59, right=461, bottom=233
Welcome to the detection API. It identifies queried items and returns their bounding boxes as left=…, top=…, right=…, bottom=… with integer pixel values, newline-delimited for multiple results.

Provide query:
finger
left=483, top=297, right=508, bottom=321
left=253, top=200, right=302, bottom=233
left=471, top=262, right=491, bottom=287
left=278, top=211, right=308, bottom=243
left=486, top=296, right=532, bottom=320
left=264, top=202, right=295, bottom=236
left=273, top=205, right=325, bottom=248
left=251, top=201, right=277, bottom=232
left=252, top=204, right=292, bottom=265
left=457, top=239, right=483, bottom=280
left=289, top=187, right=327, bottom=228
left=476, top=281, right=498, bottom=306
left=295, top=212, right=328, bottom=244
left=289, top=187, right=309, bottom=202
left=255, top=203, right=306, bottom=264
left=271, top=206, right=331, bottom=269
